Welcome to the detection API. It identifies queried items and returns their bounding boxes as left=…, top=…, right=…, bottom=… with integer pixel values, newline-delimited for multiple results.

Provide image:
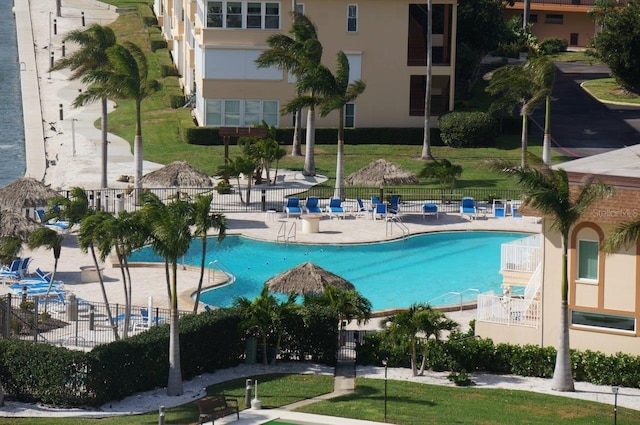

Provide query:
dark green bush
left=539, top=37, right=568, bottom=55
left=138, top=4, right=158, bottom=26
left=438, top=111, right=498, bottom=147
left=0, top=339, right=90, bottom=406
left=151, top=38, right=169, bottom=52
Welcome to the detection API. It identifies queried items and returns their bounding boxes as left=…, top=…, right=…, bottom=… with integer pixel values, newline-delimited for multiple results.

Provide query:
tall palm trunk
left=167, top=260, right=183, bottom=396
left=521, top=113, right=529, bottom=168
left=134, top=99, right=143, bottom=190
left=100, top=97, right=108, bottom=189
left=333, top=108, right=345, bottom=200
left=42, top=250, right=60, bottom=312
left=303, top=105, right=316, bottom=176
left=291, top=109, right=303, bottom=156
left=193, top=235, right=208, bottom=313
left=90, top=244, right=119, bottom=340
left=116, top=247, right=130, bottom=338
left=542, top=96, right=552, bottom=165
left=551, top=238, right=575, bottom=391
left=421, top=0, right=434, bottom=160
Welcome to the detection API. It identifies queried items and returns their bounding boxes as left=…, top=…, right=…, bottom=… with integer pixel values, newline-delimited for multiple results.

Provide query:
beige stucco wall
left=192, top=0, right=457, bottom=128
left=504, top=8, right=596, bottom=48
left=475, top=321, right=543, bottom=346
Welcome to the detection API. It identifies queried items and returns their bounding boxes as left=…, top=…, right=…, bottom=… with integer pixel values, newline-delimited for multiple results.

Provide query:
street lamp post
left=612, top=386, right=619, bottom=425
left=382, top=358, right=388, bottom=423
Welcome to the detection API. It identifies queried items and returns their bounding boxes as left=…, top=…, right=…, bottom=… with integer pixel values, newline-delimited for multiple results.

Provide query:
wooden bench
left=197, top=395, right=240, bottom=424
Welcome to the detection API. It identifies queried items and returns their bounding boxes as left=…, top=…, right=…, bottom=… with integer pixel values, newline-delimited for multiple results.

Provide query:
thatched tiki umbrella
left=0, top=177, right=59, bottom=210
left=139, top=161, right=213, bottom=188
left=345, top=158, right=419, bottom=187
left=265, top=261, right=355, bottom=295
left=0, top=209, right=41, bottom=242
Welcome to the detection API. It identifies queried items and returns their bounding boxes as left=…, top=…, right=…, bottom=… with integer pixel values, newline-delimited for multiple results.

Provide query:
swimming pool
left=128, top=231, right=527, bottom=310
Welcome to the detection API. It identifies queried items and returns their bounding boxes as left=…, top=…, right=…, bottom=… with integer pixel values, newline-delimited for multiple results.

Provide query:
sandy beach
left=3, top=0, right=640, bottom=420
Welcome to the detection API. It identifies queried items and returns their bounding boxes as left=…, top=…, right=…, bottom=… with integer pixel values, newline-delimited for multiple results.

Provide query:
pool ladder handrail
left=277, top=220, right=296, bottom=243
left=427, top=288, right=480, bottom=311
left=386, top=215, right=409, bottom=239
left=207, top=259, right=236, bottom=287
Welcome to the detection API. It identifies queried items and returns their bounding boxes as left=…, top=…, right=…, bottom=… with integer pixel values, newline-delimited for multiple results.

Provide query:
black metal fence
left=0, top=293, right=190, bottom=350
left=60, top=186, right=524, bottom=215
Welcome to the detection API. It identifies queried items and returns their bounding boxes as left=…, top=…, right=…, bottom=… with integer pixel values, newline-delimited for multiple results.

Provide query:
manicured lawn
left=2, top=374, right=635, bottom=425
left=583, top=78, right=640, bottom=106
left=298, top=378, right=638, bottom=425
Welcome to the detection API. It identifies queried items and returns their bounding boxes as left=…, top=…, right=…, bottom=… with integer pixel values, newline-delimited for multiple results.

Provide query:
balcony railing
left=501, top=234, right=541, bottom=273
left=477, top=292, right=540, bottom=328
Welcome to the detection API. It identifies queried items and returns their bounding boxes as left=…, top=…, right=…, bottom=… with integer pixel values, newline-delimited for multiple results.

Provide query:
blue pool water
left=128, top=231, right=527, bottom=310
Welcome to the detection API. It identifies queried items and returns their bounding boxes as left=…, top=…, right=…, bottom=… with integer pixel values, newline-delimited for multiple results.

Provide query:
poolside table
left=300, top=213, right=322, bottom=233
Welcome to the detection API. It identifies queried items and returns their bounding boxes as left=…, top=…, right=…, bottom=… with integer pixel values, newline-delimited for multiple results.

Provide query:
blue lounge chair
left=355, top=198, right=370, bottom=219
left=373, top=203, right=388, bottom=220
left=0, top=258, right=22, bottom=283
left=460, top=197, right=477, bottom=220
left=20, top=267, right=52, bottom=283
left=133, top=307, right=165, bottom=331
left=304, top=196, right=322, bottom=214
left=389, top=195, right=401, bottom=215
left=285, top=197, right=302, bottom=218
left=326, top=198, right=345, bottom=219
left=423, top=203, right=438, bottom=219
left=35, top=209, right=69, bottom=230
left=39, top=291, right=90, bottom=313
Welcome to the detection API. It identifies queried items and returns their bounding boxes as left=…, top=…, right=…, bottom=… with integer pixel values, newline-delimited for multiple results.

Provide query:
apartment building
left=504, top=0, right=624, bottom=48
left=477, top=146, right=640, bottom=356
left=153, top=0, right=458, bottom=129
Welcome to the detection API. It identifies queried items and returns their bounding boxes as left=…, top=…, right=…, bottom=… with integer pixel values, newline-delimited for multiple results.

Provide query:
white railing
left=386, top=216, right=410, bottom=239
left=207, top=260, right=235, bottom=287
left=276, top=220, right=296, bottom=243
left=501, top=234, right=541, bottom=273
left=428, top=288, right=480, bottom=310
left=477, top=292, right=540, bottom=328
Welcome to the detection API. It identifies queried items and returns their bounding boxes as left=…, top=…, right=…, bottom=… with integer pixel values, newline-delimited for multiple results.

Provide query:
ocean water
left=0, top=2, right=26, bottom=187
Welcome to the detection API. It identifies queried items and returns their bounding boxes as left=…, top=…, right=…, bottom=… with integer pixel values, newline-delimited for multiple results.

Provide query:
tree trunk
left=167, top=261, right=184, bottom=396
left=101, top=97, right=108, bottom=189
left=411, top=340, right=418, bottom=376
left=551, top=240, right=575, bottom=391
left=134, top=100, right=143, bottom=190
left=192, top=236, right=207, bottom=313
left=91, top=244, right=119, bottom=340
left=421, top=0, right=434, bottom=160
left=521, top=113, right=528, bottom=168
left=542, top=96, right=552, bottom=165
left=291, top=109, right=302, bottom=156
left=303, top=106, right=316, bottom=176
left=333, top=108, right=345, bottom=200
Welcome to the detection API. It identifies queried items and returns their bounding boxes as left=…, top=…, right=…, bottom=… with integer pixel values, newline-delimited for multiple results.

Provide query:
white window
left=347, top=4, right=358, bottom=32
left=204, top=49, right=281, bottom=80
left=578, top=239, right=599, bottom=281
left=345, top=53, right=362, bottom=83
left=206, top=1, right=280, bottom=29
left=295, top=3, right=304, bottom=13
left=344, top=103, right=355, bottom=128
left=205, top=99, right=279, bottom=126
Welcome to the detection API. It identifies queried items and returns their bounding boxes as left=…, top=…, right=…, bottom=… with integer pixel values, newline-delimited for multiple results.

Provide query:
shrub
left=438, top=111, right=497, bottom=148
left=539, top=37, right=568, bottom=55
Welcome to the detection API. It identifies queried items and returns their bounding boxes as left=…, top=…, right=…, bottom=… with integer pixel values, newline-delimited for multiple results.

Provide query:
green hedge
left=185, top=127, right=443, bottom=146
left=357, top=330, right=640, bottom=388
left=138, top=4, right=158, bottom=27
left=438, top=111, right=498, bottom=148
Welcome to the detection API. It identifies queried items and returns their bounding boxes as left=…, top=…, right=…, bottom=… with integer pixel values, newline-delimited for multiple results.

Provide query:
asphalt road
left=529, top=61, right=640, bottom=159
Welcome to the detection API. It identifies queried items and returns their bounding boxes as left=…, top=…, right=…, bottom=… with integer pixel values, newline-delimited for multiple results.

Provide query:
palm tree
left=319, top=51, right=366, bottom=200
left=140, top=192, right=194, bottom=396
left=50, top=24, right=116, bottom=189
left=305, top=286, right=371, bottom=332
left=234, top=286, right=296, bottom=365
left=385, top=303, right=458, bottom=376
left=486, top=57, right=554, bottom=168
left=191, top=194, right=226, bottom=313
left=83, top=41, right=154, bottom=190
left=255, top=12, right=325, bottom=175
left=26, top=227, right=63, bottom=307
left=421, top=0, right=435, bottom=160
left=497, top=164, right=612, bottom=391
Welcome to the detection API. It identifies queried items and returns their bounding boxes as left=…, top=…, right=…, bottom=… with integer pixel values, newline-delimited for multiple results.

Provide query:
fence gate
left=337, top=329, right=371, bottom=361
